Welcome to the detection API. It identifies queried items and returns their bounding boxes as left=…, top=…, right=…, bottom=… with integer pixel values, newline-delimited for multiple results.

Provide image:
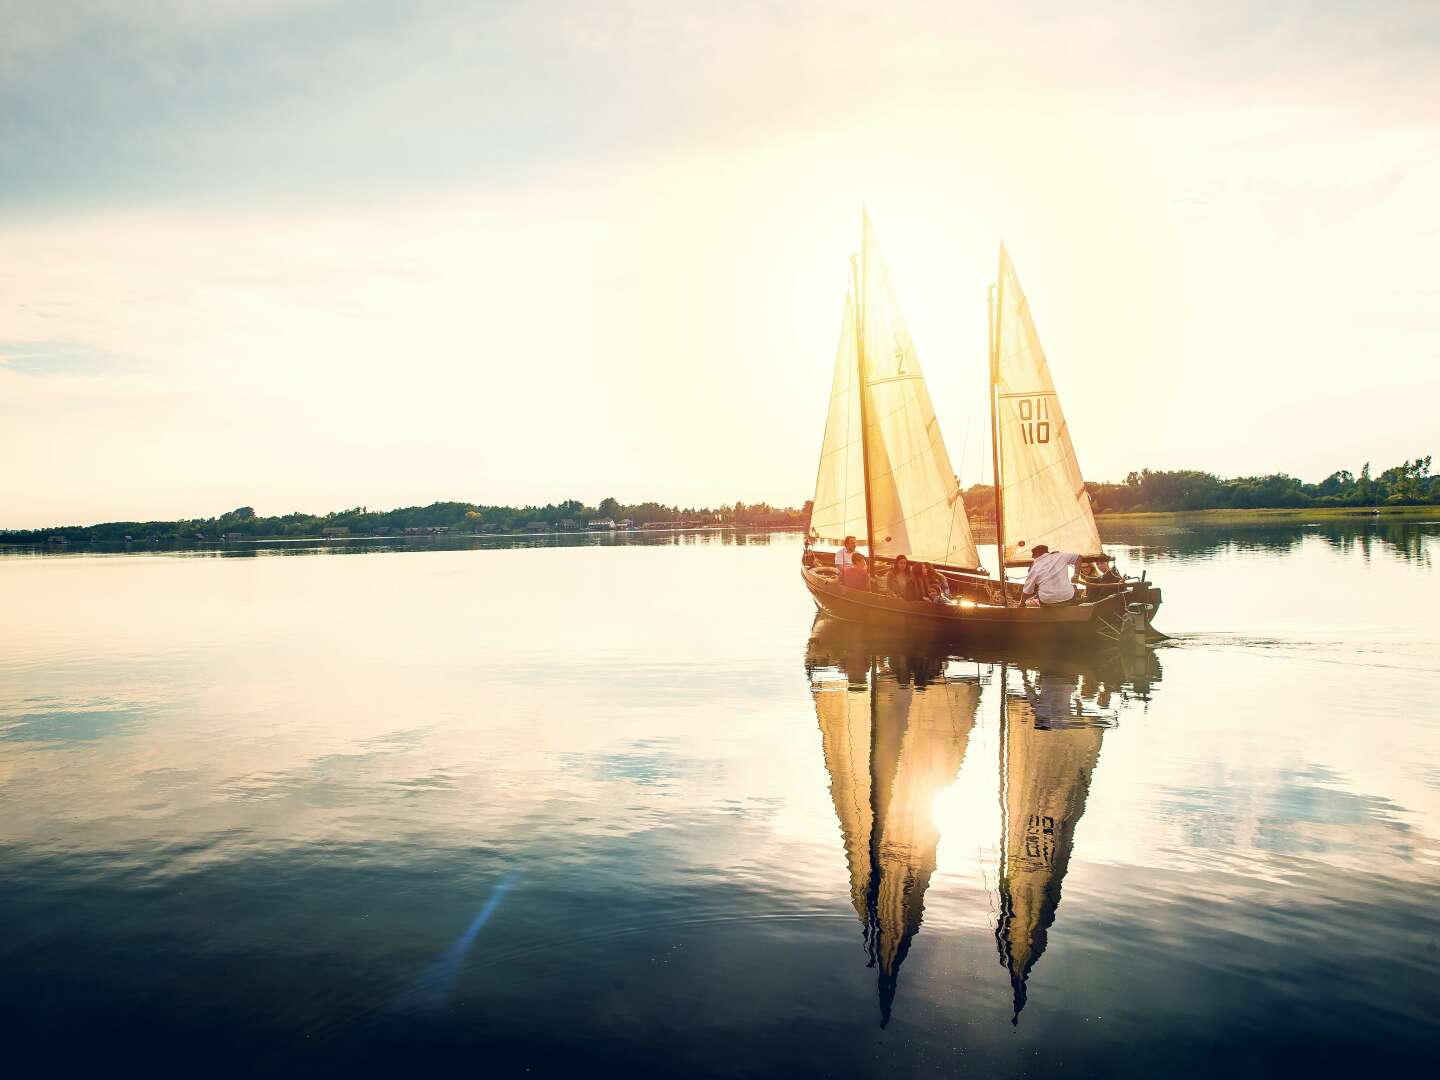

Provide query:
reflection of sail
left=995, top=671, right=1104, bottom=1023
left=814, top=684, right=873, bottom=921
left=813, top=655, right=980, bottom=1026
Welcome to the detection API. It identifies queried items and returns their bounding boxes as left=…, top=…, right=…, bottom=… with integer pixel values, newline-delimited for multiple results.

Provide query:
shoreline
left=1088, top=505, right=1439, bottom=523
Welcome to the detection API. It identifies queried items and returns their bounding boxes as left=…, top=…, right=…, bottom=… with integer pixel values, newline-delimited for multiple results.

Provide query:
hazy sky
left=3, top=1, right=1438, bottom=527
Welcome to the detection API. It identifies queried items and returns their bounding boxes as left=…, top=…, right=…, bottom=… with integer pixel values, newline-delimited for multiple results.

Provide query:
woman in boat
left=887, top=555, right=920, bottom=600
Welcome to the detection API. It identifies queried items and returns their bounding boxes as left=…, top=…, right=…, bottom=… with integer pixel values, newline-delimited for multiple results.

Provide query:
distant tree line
left=7, top=455, right=1435, bottom=545
left=962, top=455, right=1436, bottom=518
left=1, top=498, right=810, bottom=545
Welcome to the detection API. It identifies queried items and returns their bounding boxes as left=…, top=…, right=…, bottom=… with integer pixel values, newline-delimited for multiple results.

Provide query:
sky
left=3, top=0, right=1439, bottom=528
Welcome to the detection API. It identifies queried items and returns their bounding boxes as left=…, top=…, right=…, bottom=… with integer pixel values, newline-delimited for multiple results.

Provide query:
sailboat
left=802, top=214, right=1163, bottom=647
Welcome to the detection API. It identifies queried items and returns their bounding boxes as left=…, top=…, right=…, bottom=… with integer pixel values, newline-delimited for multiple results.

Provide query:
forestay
left=810, top=292, right=869, bottom=548
left=994, top=246, right=1103, bottom=564
left=860, top=217, right=981, bottom=569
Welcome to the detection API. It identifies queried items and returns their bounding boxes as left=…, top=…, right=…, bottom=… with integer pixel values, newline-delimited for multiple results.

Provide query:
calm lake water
left=2, top=521, right=1437, bottom=1076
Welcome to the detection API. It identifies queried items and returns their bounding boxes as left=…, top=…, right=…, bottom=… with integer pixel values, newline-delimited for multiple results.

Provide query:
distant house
left=224, top=532, right=244, bottom=541
left=479, top=523, right=503, bottom=534
left=526, top=521, right=550, bottom=533
left=587, top=518, right=615, bottom=530
left=614, top=519, right=634, bottom=530
left=322, top=527, right=348, bottom=538
left=557, top=519, right=581, bottom=531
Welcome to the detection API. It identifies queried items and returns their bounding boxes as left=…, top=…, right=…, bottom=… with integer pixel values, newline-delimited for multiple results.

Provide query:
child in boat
left=918, top=562, right=954, bottom=604
left=841, top=553, right=869, bottom=590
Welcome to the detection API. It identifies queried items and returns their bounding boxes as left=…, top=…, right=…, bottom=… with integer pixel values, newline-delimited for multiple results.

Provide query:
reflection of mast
left=813, top=655, right=979, bottom=1026
left=994, top=667, right=1104, bottom=1024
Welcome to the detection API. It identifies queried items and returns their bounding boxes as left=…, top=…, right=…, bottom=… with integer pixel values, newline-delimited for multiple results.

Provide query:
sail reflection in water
left=807, top=632, right=982, bottom=1026
left=996, top=669, right=1107, bottom=1023
left=806, top=617, right=1161, bottom=1027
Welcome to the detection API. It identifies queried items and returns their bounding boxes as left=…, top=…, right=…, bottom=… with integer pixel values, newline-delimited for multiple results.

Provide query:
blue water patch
left=0, top=707, right=145, bottom=745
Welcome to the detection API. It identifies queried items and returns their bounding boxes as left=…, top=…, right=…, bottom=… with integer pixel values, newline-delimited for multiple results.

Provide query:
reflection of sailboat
left=800, top=215, right=1164, bottom=646
left=994, top=667, right=1105, bottom=1024
left=805, top=615, right=1157, bottom=1025
left=809, top=636, right=981, bottom=1026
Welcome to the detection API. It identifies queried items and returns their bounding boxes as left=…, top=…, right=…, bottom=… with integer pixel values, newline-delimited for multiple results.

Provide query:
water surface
left=2, top=522, right=1437, bottom=1075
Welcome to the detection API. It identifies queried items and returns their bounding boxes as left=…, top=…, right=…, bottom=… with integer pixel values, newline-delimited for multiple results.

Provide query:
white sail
left=993, top=246, right=1103, bottom=564
left=810, top=291, right=869, bottom=549
left=860, top=216, right=982, bottom=570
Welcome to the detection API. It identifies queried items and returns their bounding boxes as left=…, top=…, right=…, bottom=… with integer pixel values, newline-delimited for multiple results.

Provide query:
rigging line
left=945, top=398, right=979, bottom=566
left=959, top=399, right=977, bottom=484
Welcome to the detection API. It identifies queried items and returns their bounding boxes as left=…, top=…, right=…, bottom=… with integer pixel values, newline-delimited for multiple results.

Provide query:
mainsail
left=995, top=672, right=1104, bottom=1022
left=993, top=246, right=1103, bottom=565
left=861, top=216, right=982, bottom=569
left=809, top=292, right=868, bottom=549
left=812, top=655, right=979, bottom=1026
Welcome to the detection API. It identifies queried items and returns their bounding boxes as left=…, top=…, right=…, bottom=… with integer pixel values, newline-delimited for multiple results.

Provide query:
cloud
left=0, top=339, right=134, bottom=376
left=2, top=1, right=1437, bottom=211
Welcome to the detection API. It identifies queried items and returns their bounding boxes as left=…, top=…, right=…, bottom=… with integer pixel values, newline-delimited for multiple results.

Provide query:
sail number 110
left=1018, top=397, right=1051, bottom=444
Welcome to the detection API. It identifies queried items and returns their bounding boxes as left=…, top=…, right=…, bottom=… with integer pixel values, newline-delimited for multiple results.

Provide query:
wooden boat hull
left=801, top=563, right=1162, bottom=653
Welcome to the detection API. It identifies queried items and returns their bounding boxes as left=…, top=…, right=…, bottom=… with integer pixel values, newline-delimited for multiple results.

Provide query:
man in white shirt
left=1021, top=544, right=1099, bottom=606
left=834, top=535, right=859, bottom=576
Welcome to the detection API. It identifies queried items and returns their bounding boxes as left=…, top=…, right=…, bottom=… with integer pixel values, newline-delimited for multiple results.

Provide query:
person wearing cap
left=1021, top=544, right=1102, bottom=606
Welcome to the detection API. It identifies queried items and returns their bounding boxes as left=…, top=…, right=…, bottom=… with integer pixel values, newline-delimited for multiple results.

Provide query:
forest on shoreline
left=0, top=498, right=803, bottom=545
left=963, top=456, right=1436, bottom=521
left=3, top=457, right=1434, bottom=545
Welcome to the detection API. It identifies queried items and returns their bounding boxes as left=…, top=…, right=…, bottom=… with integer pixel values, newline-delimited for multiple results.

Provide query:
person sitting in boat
left=1021, top=545, right=1112, bottom=605
left=887, top=555, right=920, bottom=600
left=834, top=535, right=859, bottom=577
left=1078, top=556, right=1121, bottom=585
left=918, top=562, right=954, bottom=604
left=1021, top=544, right=1084, bottom=606
left=841, top=552, right=870, bottom=590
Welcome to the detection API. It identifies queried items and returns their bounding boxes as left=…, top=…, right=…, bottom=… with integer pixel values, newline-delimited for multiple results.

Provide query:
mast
left=852, top=224, right=877, bottom=561
left=988, top=268, right=1009, bottom=602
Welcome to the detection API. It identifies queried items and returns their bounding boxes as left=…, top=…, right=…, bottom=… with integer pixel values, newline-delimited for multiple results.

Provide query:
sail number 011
left=1017, top=397, right=1051, bottom=445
